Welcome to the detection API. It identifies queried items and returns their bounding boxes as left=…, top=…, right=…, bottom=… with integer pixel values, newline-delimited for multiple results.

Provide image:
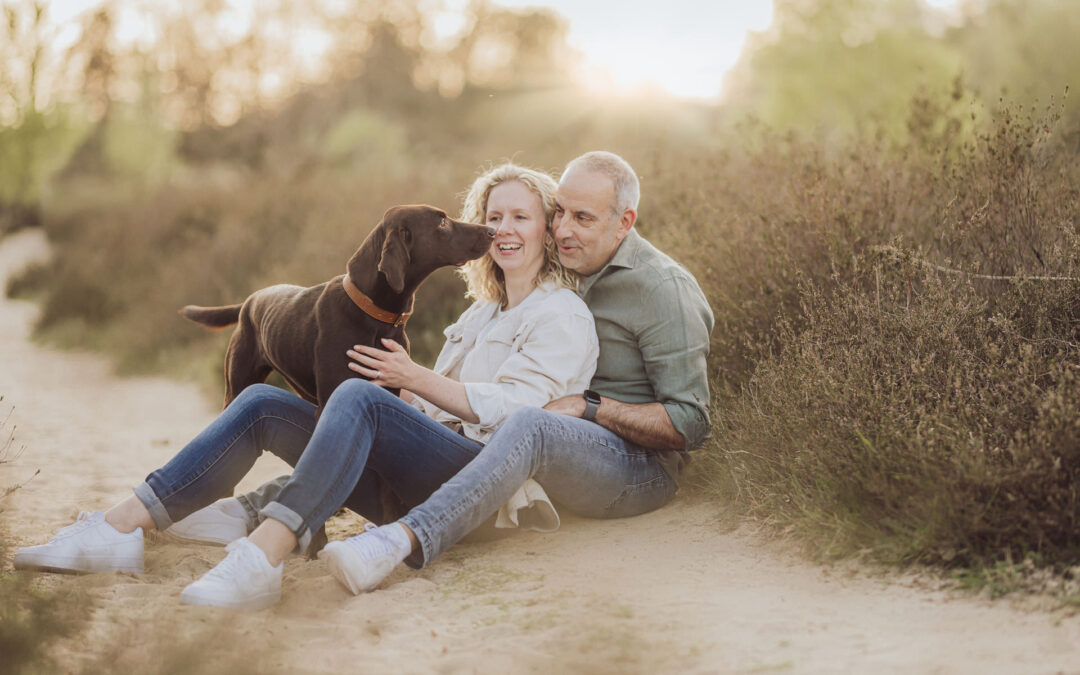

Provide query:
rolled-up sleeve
left=639, top=274, right=714, bottom=450
left=464, top=309, right=598, bottom=431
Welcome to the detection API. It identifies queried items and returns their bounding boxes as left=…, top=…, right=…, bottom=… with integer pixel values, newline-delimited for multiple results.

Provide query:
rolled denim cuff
left=133, top=481, right=174, bottom=531
left=235, top=494, right=262, bottom=527
left=398, top=513, right=430, bottom=570
left=260, top=501, right=310, bottom=552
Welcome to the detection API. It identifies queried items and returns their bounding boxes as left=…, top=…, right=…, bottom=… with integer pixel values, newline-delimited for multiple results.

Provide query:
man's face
left=552, top=167, right=634, bottom=277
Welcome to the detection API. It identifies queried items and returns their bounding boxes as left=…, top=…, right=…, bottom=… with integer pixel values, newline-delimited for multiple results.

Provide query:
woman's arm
left=347, top=340, right=480, bottom=423
left=459, top=308, right=597, bottom=430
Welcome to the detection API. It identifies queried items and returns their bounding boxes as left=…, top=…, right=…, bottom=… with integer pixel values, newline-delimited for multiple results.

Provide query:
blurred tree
left=0, top=1, right=85, bottom=231
left=948, top=0, right=1080, bottom=127
left=725, top=0, right=963, bottom=140
left=420, top=1, right=570, bottom=95
left=58, top=7, right=117, bottom=179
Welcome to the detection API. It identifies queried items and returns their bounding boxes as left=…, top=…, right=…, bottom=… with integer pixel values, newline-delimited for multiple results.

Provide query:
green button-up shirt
left=579, top=229, right=714, bottom=478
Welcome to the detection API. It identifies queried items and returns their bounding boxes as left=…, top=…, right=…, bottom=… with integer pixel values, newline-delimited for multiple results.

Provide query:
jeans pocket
left=603, top=473, right=675, bottom=519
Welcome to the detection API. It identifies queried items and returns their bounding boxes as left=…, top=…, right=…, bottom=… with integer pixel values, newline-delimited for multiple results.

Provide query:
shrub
left=696, top=101, right=1080, bottom=568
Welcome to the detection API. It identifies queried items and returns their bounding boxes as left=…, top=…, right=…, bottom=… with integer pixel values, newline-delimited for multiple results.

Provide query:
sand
left=2, top=227, right=1080, bottom=674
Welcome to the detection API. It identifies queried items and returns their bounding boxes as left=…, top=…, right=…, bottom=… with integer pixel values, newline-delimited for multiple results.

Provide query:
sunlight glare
left=490, top=0, right=774, bottom=100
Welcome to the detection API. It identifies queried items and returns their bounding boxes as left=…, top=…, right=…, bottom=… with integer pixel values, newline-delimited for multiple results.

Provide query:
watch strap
left=582, top=390, right=601, bottom=421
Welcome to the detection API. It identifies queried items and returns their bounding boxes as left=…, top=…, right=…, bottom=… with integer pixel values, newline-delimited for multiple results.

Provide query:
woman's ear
left=378, top=227, right=411, bottom=293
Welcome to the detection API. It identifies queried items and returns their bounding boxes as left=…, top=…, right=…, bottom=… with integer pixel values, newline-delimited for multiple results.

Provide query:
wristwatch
left=582, top=389, right=601, bottom=421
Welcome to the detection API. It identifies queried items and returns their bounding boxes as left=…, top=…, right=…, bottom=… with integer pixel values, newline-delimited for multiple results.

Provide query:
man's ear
left=615, top=208, right=636, bottom=241
left=378, top=228, right=410, bottom=293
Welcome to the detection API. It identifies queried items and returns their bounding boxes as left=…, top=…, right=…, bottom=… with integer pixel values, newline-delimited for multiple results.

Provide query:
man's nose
left=552, top=211, right=568, bottom=239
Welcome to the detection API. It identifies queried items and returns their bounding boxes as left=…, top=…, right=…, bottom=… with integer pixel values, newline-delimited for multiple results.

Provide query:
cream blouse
left=410, top=281, right=598, bottom=444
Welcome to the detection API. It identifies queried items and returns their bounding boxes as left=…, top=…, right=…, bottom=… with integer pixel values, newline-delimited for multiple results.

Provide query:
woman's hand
left=347, top=338, right=420, bottom=389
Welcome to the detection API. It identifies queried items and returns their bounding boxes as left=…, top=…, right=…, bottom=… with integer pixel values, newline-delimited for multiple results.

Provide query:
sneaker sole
left=179, top=587, right=281, bottom=611
left=13, top=553, right=143, bottom=575
left=167, top=513, right=250, bottom=546
left=164, top=529, right=243, bottom=546
left=320, top=542, right=389, bottom=595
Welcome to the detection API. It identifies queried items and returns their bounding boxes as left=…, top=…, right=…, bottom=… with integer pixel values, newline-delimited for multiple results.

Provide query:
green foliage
left=320, top=108, right=407, bottom=167
left=101, top=105, right=179, bottom=180
left=0, top=108, right=89, bottom=209
left=726, top=0, right=964, bottom=140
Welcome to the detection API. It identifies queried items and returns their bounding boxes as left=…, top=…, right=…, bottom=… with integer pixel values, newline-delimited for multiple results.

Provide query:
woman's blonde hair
left=458, top=163, right=578, bottom=306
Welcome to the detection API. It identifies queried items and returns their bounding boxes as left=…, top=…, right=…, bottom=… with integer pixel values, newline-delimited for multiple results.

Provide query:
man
left=172, top=151, right=714, bottom=589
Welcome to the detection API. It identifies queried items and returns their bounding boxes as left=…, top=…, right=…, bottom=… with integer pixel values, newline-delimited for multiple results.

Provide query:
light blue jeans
left=398, top=406, right=677, bottom=566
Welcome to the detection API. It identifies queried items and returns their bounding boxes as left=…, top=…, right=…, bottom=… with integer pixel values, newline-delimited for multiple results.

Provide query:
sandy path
left=2, top=228, right=1080, bottom=674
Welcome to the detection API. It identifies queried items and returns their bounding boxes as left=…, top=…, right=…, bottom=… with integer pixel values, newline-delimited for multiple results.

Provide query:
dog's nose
left=485, top=226, right=496, bottom=238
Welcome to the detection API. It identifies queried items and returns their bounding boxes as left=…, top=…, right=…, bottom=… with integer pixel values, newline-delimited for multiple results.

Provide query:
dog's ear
left=378, top=227, right=410, bottom=293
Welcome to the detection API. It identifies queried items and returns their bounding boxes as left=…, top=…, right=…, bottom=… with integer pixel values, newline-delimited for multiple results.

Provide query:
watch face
left=585, top=390, right=601, bottom=404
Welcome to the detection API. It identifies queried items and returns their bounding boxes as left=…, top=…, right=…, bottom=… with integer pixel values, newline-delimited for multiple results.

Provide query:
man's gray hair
left=562, top=151, right=640, bottom=216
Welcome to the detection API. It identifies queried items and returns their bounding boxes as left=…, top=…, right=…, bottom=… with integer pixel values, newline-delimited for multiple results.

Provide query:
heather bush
left=697, top=101, right=1080, bottom=567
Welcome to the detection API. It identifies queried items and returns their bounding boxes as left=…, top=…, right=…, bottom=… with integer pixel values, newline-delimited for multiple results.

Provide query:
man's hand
left=543, top=394, right=587, bottom=418
left=545, top=393, right=685, bottom=451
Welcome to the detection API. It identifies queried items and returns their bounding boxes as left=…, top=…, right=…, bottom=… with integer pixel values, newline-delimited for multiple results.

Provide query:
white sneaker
left=179, top=538, right=282, bottom=610
left=319, top=523, right=410, bottom=595
left=168, top=498, right=252, bottom=545
left=13, top=511, right=144, bottom=574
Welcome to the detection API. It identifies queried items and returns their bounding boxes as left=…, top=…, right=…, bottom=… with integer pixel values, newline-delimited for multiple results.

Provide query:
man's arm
left=544, top=394, right=685, bottom=450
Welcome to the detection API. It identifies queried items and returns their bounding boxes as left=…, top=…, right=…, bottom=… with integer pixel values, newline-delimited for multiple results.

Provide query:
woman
left=14, top=163, right=598, bottom=611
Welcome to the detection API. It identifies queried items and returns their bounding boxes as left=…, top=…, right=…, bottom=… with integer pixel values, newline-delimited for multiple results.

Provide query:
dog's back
left=180, top=204, right=495, bottom=410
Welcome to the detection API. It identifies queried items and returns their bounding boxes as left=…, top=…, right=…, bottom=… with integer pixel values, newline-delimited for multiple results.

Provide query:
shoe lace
left=346, top=526, right=398, bottom=562
left=49, top=511, right=97, bottom=542
left=205, top=541, right=257, bottom=581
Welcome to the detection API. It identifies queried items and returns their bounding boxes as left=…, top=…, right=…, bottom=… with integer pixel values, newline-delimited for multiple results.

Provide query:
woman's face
left=485, top=180, right=548, bottom=282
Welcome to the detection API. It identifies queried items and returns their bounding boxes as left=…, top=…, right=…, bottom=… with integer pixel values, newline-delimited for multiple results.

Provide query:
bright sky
left=41, top=0, right=964, bottom=101
left=458, top=0, right=775, bottom=99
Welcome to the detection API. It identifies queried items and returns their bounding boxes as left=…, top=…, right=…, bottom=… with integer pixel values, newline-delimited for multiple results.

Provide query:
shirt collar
left=578, top=228, right=642, bottom=297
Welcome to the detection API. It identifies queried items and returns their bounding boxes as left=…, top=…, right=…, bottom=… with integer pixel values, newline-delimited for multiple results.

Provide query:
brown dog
left=180, top=204, right=495, bottom=410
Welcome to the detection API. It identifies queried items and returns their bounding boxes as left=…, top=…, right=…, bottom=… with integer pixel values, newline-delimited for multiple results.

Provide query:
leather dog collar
left=342, top=275, right=411, bottom=327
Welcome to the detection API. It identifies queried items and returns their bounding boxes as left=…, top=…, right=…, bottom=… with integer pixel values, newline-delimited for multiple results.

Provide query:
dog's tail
left=179, top=304, right=242, bottom=329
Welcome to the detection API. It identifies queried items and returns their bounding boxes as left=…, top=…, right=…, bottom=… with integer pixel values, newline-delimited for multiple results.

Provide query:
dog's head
left=375, top=205, right=495, bottom=293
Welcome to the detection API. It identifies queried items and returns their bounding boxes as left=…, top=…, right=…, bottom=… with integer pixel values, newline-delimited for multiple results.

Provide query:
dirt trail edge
left=2, top=228, right=1079, bottom=675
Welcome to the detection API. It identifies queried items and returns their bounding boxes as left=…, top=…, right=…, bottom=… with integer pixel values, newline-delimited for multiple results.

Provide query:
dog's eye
left=439, top=218, right=450, bottom=229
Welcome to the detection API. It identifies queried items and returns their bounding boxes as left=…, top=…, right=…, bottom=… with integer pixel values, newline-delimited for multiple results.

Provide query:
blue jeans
left=136, top=381, right=677, bottom=562
left=134, top=381, right=484, bottom=550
